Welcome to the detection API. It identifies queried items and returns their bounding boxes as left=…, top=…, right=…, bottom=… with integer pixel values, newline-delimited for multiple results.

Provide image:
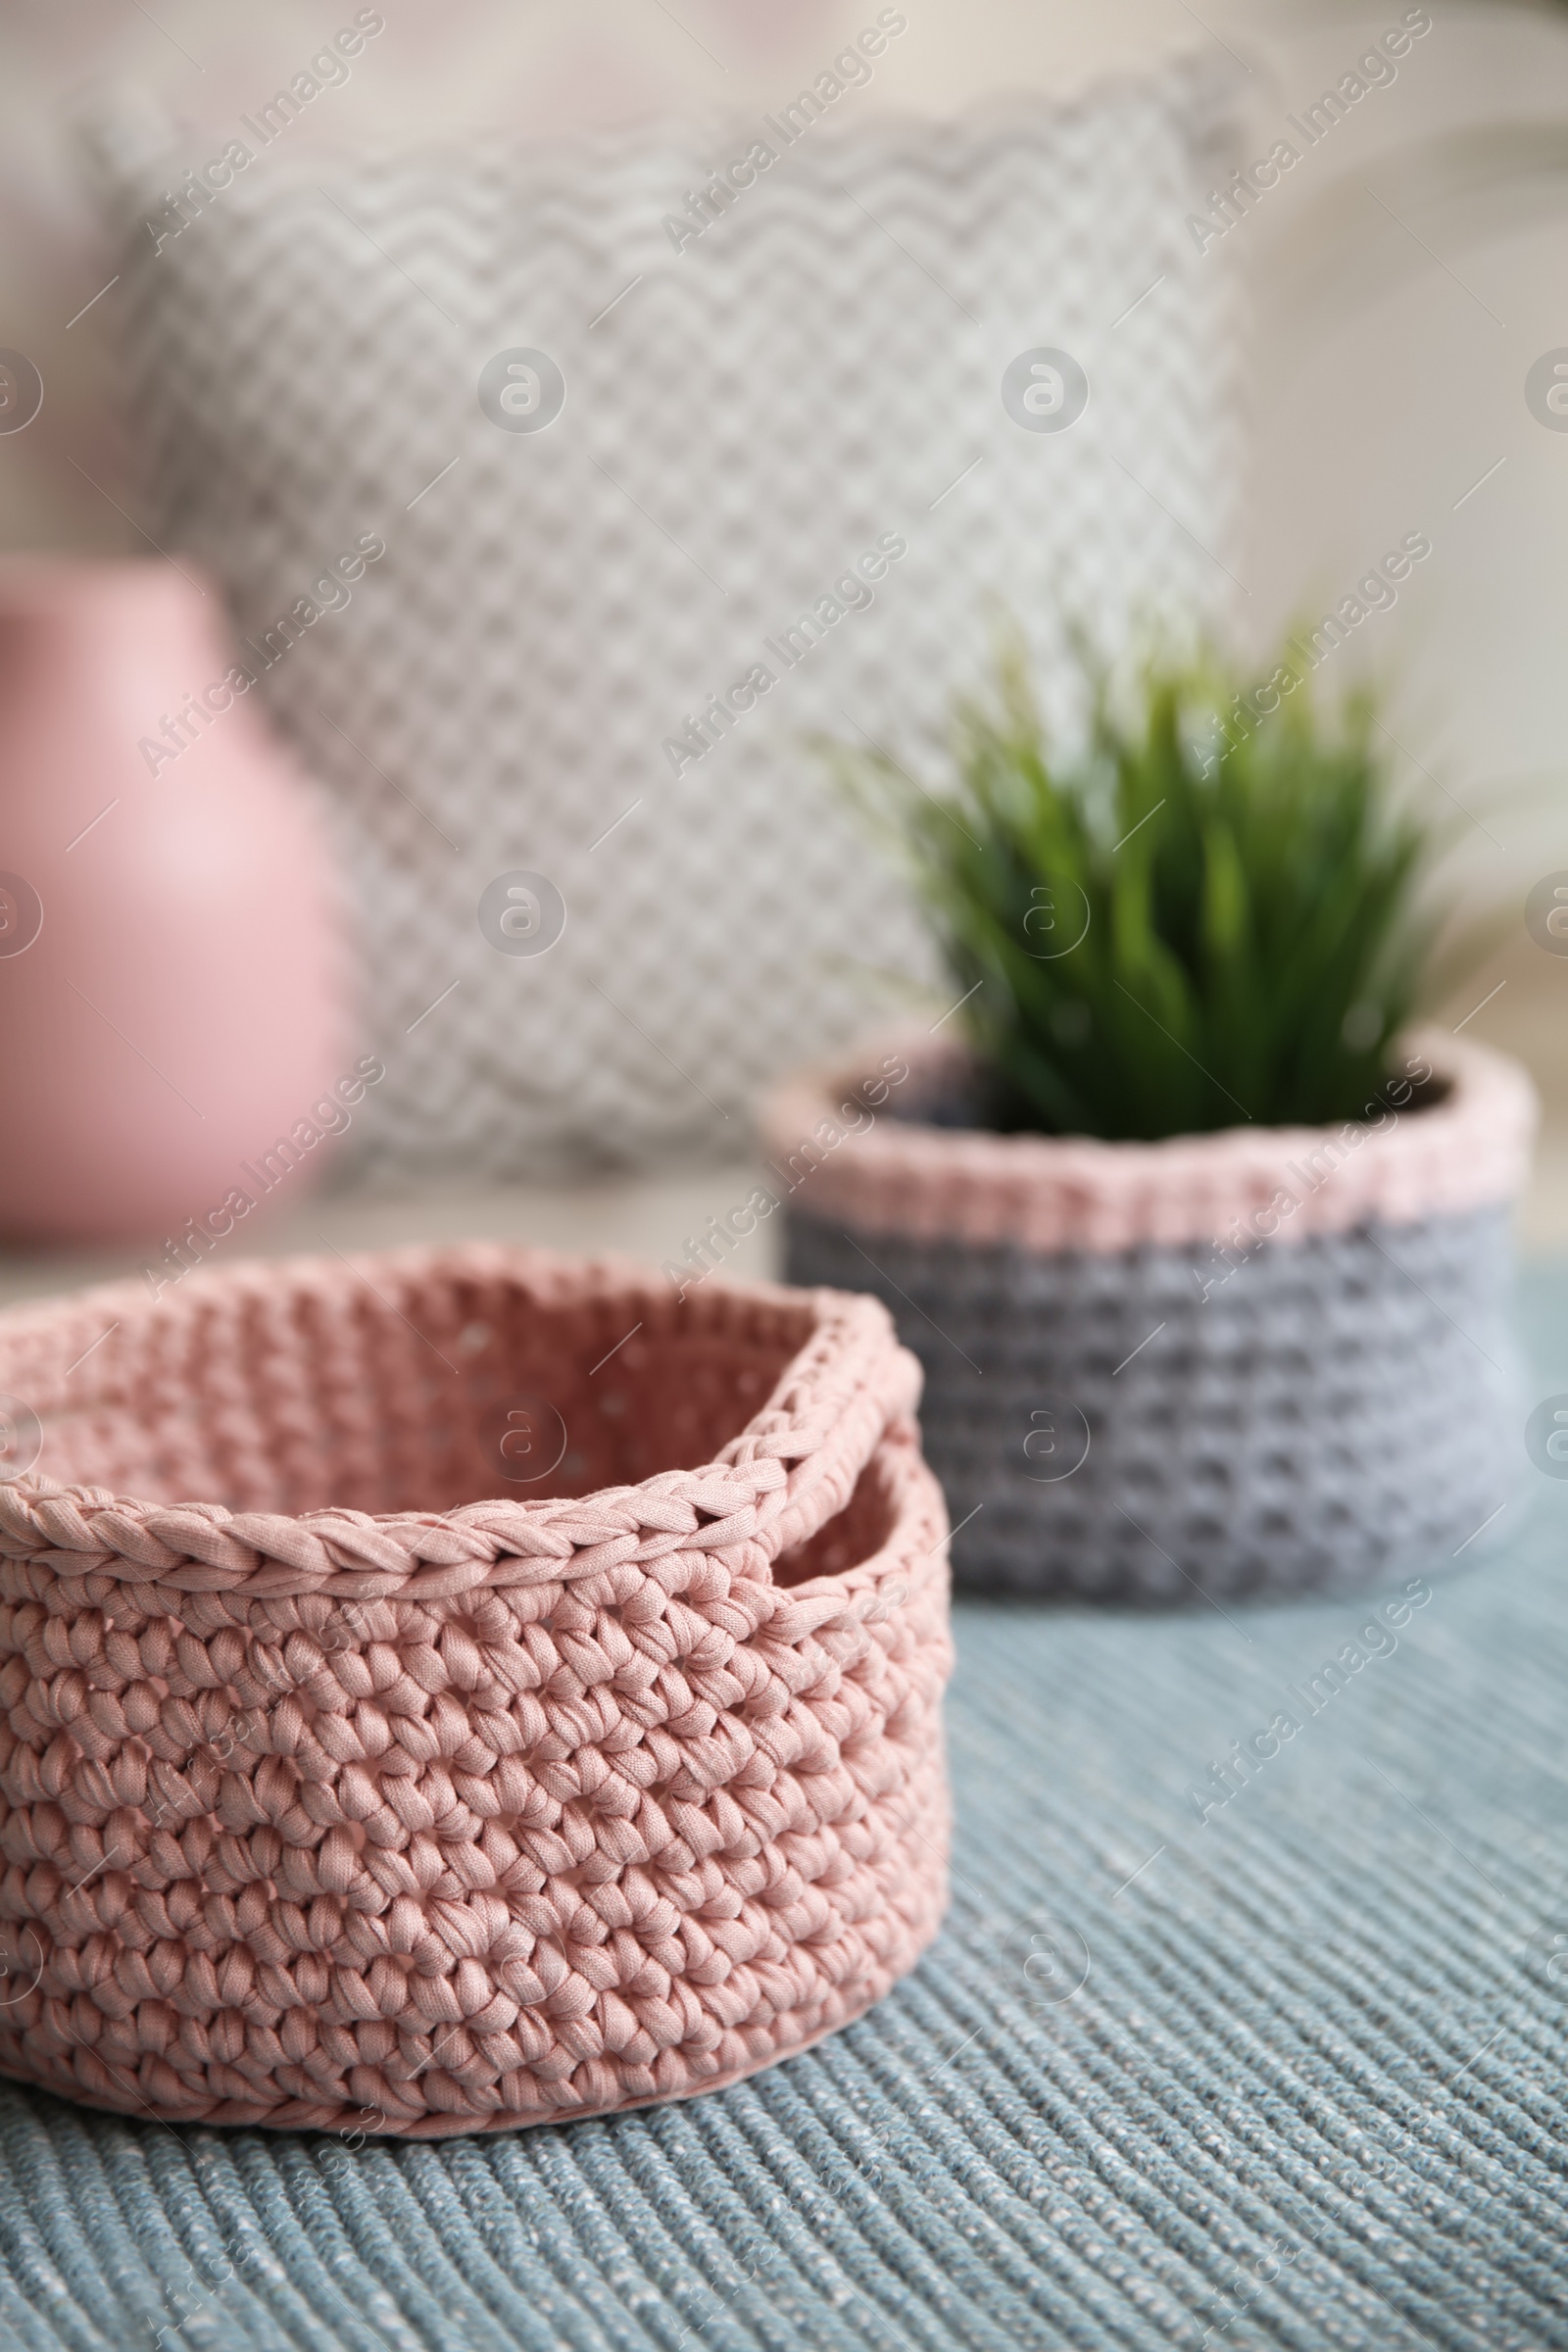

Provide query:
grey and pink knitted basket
left=0, top=1247, right=952, bottom=2136
left=769, top=1028, right=1537, bottom=1601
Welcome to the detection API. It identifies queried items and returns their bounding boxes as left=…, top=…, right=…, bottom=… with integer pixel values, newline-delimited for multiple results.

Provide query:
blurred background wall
left=4, top=0, right=1566, bottom=1214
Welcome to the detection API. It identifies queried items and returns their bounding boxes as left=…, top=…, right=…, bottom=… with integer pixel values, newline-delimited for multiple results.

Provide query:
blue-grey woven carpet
left=4, top=1269, right=1568, bottom=2352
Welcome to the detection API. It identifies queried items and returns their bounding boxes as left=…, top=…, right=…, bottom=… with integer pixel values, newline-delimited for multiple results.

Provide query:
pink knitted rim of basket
left=760, top=1025, right=1538, bottom=1254
left=0, top=1245, right=952, bottom=2139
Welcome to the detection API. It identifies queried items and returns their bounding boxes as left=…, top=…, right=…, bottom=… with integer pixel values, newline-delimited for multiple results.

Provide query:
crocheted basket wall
left=0, top=1248, right=951, bottom=2137
left=764, top=1030, right=1538, bottom=1601
left=84, top=53, right=1241, bottom=1182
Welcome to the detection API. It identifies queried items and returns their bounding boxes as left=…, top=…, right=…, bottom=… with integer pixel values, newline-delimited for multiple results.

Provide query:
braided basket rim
left=760, top=1024, right=1537, bottom=1253
left=0, top=1244, right=923, bottom=1605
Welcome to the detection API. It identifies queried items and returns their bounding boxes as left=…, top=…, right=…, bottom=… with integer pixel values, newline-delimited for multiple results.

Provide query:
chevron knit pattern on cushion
left=0, top=1249, right=952, bottom=2136
left=89, top=57, right=1241, bottom=1179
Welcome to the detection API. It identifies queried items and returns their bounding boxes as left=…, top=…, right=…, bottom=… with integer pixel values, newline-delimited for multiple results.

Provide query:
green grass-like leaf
left=820, top=637, right=1470, bottom=1141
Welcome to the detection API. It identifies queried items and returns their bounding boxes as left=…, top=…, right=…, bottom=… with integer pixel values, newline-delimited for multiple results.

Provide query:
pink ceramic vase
left=0, top=560, right=345, bottom=1241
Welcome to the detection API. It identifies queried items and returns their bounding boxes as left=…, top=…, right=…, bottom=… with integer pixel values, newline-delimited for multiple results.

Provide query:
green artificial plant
left=822, top=639, right=1475, bottom=1143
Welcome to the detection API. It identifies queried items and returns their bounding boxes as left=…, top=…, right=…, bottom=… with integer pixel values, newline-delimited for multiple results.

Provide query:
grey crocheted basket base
left=785, top=1204, right=1519, bottom=1600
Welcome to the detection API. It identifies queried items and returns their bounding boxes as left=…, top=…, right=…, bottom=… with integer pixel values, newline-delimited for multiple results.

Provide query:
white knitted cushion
left=93, top=58, right=1241, bottom=1179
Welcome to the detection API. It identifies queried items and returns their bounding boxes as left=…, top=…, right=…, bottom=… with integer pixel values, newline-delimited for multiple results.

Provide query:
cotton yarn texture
left=87, top=55, right=1240, bottom=1181
left=769, top=1032, right=1539, bottom=1599
left=0, top=1248, right=952, bottom=2136
left=1, top=1260, right=1566, bottom=2352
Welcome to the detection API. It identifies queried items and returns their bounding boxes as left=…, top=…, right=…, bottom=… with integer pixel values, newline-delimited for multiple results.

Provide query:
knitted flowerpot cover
left=0, top=1248, right=951, bottom=2136
left=765, top=1031, right=1538, bottom=1601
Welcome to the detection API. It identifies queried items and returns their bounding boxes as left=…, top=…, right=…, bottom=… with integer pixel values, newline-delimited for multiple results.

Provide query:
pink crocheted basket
left=0, top=1246, right=952, bottom=2137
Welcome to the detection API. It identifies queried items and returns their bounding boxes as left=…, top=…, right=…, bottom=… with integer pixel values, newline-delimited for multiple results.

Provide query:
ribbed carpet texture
left=3, top=1268, right=1567, bottom=2350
